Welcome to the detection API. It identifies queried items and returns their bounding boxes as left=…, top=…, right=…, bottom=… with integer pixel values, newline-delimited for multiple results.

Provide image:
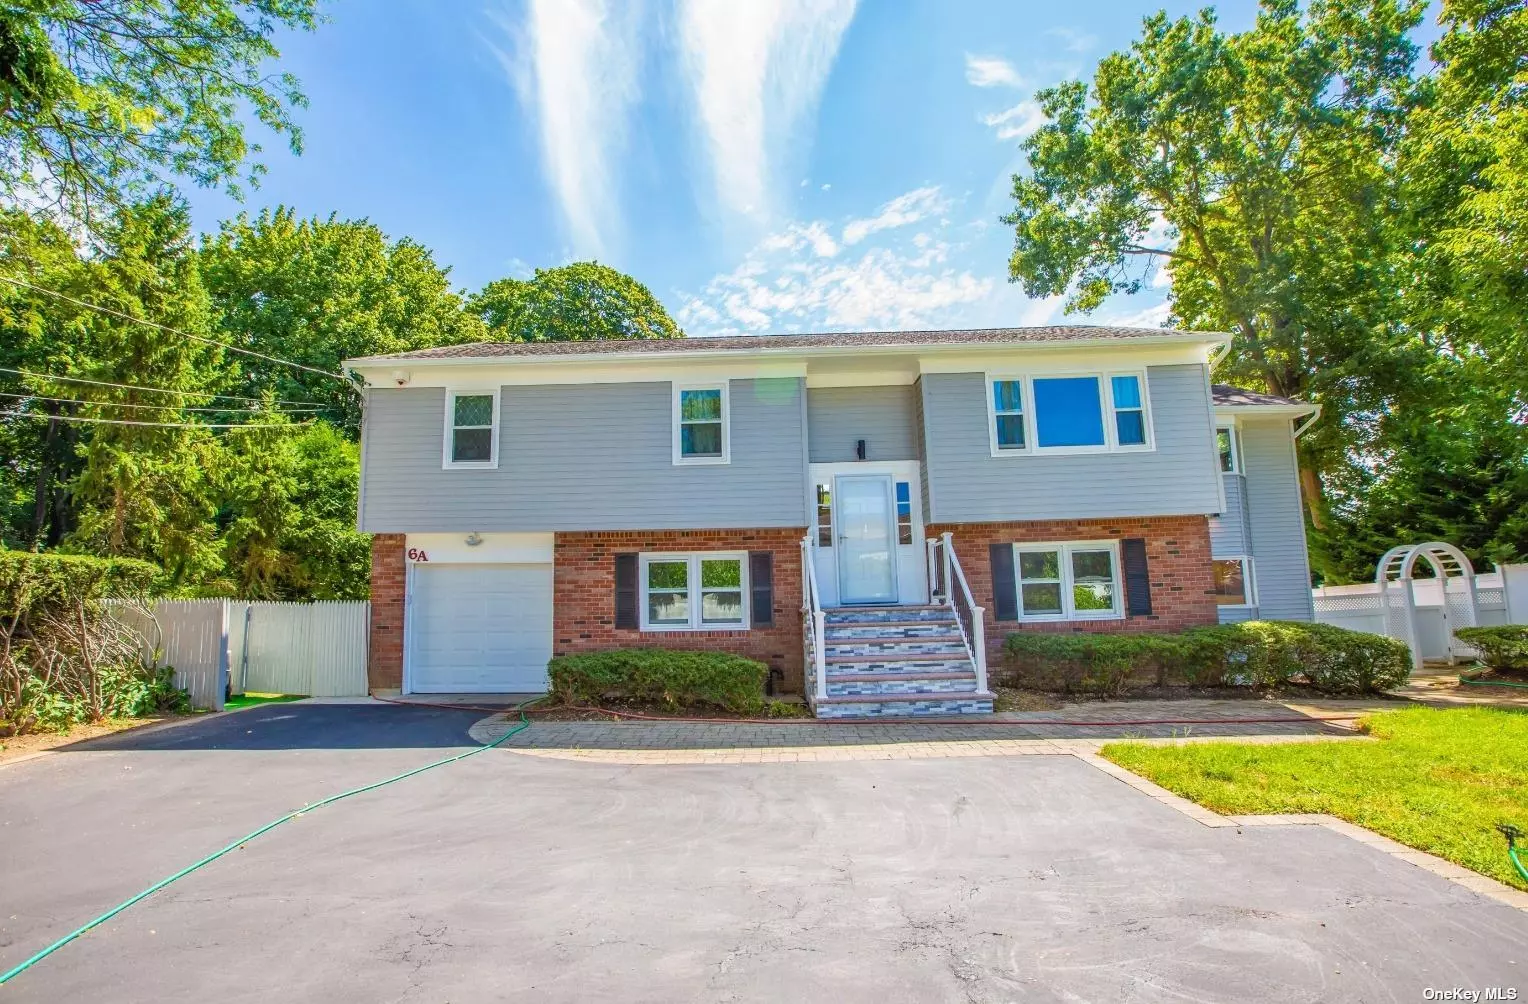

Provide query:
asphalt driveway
left=0, top=705, right=1522, bottom=1002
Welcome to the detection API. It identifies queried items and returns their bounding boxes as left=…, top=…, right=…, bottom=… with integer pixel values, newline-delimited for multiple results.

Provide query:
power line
left=0, top=366, right=329, bottom=408
left=0, top=275, right=352, bottom=384
left=0, top=410, right=300, bottom=431
left=0, top=392, right=327, bottom=415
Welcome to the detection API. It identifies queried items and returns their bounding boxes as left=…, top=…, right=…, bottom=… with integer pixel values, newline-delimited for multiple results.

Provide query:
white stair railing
left=800, top=534, right=828, bottom=703
left=927, top=532, right=989, bottom=695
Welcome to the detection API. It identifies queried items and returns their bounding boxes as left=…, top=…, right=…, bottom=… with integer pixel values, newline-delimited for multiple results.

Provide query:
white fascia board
left=1214, top=403, right=1319, bottom=419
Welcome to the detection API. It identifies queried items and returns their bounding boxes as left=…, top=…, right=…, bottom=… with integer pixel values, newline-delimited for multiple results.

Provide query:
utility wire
left=0, top=366, right=329, bottom=408
left=0, top=410, right=300, bottom=430
left=0, top=275, right=350, bottom=383
left=0, top=392, right=327, bottom=414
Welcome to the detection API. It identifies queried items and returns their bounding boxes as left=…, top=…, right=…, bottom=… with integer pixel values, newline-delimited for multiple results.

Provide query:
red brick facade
left=552, top=528, right=808, bottom=694
left=926, top=516, right=1218, bottom=666
left=368, top=533, right=407, bottom=692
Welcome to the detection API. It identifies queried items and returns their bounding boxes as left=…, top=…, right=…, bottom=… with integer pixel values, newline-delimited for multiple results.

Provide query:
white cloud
left=1045, top=27, right=1097, bottom=53
left=678, top=188, right=1003, bottom=335
left=678, top=0, right=857, bottom=221
left=982, top=100, right=1046, bottom=141
left=842, top=186, right=948, bottom=245
left=964, top=54, right=1022, bottom=88
left=1097, top=299, right=1174, bottom=330
left=491, top=0, right=643, bottom=256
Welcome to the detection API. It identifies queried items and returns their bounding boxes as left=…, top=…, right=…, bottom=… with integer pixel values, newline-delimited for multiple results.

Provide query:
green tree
left=0, top=0, right=320, bottom=228
left=1002, top=0, right=1427, bottom=559
left=199, top=207, right=486, bottom=433
left=219, top=419, right=368, bottom=599
left=469, top=261, right=683, bottom=342
left=65, top=197, right=231, bottom=587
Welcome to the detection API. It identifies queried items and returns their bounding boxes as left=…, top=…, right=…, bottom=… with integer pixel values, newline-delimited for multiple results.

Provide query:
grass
left=224, top=692, right=307, bottom=711
left=1101, top=706, right=1528, bottom=891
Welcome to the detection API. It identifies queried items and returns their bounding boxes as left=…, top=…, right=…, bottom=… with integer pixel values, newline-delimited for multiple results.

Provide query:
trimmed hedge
left=547, top=649, right=769, bottom=714
left=1455, top=626, right=1528, bottom=672
left=1003, top=621, right=1411, bottom=696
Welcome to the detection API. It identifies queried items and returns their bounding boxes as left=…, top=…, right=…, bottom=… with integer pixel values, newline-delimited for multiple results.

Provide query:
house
left=343, top=326, right=1317, bottom=718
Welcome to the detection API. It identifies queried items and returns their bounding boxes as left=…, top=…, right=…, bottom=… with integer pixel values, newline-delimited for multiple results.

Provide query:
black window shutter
left=989, top=544, right=1018, bottom=621
left=749, top=551, right=774, bottom=627
left=614, top=553, right=639, bottom=629
left=1121, top=538, right=1152, bottom=616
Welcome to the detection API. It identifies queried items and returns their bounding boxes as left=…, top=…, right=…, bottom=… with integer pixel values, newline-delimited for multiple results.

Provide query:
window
left=1214, top=557, right=1254, bottom=606
left=444, top=390, right=497, bottom=468
left=1110, top=375, right=1147, bottom=446
left=815, top=482, right=833, bottom=547
left=640, top=553, right=747, bottom=630
left=895, top=481, right=913, bottom=545
left=987, top=372, right=1151, bottom=456
left=1216, top=425, right=1239, bottom=473
left=673, top=383, right=729, bottom=464
left=992, top=379, right=1025, bottom=450
left=1014, top=541, right=1122, bottom=620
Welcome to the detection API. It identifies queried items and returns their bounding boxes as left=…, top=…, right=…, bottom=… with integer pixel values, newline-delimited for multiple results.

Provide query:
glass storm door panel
left=835, top=475, right=896, bottom=603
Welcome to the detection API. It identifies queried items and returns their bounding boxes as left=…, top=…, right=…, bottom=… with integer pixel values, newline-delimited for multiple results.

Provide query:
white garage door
left=408, top=563, right=554, bottom=694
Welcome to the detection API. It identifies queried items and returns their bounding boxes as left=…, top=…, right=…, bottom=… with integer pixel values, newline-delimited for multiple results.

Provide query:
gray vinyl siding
left=919, top=364, right=1222, bottom=522
left=359, top=378, right=807, bottom=532
left=1209, top=475, right=1253, bottom=556
left=807, top=385, right=921, bottom=463
left=1240, top=417, right=1315, bottom=620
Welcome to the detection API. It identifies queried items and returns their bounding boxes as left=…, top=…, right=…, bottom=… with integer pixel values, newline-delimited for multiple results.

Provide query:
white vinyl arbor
left=1376, top=542, right=1480, bottom=669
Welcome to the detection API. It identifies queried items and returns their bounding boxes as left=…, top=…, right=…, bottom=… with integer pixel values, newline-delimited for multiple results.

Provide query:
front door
left=835, top=474, right=897, bottom=603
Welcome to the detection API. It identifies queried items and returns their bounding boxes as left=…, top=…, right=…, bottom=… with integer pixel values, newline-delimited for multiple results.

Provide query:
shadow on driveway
left=61, top=703, right=495, bottom=752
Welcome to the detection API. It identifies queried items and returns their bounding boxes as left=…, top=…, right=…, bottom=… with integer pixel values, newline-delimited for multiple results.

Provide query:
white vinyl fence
left=1313, top=563, right=1528, bottom=667
left=120, top=599, right=369, bottom=710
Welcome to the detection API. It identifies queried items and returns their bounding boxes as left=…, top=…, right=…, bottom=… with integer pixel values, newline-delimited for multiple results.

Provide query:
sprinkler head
left=1497, top=823, right=1522, bottom=848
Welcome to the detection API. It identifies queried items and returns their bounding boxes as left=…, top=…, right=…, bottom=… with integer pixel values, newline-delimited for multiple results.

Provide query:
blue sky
left=186, top=0, right=1274, bottom=336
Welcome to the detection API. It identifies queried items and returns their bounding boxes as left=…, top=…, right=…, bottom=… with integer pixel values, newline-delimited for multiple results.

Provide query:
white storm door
left=835, top=474, right=896, bottom=603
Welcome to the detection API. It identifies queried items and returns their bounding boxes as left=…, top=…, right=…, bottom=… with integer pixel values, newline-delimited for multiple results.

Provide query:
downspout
left=1292, top=404, right=1321, bottom=440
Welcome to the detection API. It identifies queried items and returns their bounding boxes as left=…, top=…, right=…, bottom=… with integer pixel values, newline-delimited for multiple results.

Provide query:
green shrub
left=1003, top=621, right=1410, bottom=695
left=548, top=649, right=769, bottom=714
left=1000, top=633, right=1183, bottom=695
left=1455, top=626, right=1528, bottom=672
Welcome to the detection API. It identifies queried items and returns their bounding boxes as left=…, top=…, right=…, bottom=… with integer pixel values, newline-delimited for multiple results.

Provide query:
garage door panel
left=409, top=563, right=553, bottom=694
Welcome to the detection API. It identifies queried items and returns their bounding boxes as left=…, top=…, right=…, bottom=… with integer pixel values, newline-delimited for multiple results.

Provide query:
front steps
left=810, top=605, right=994, bottom=719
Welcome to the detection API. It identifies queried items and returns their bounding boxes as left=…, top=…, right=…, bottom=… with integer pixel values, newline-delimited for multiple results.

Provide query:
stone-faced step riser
left=825, top=678, right=979, bottom=697
left=824, top=624, right=961, bottom=640
left=814, top=698, right=995, bottom=719
left=825, top=609, right=955, bottom=625
left=823, top=641, right=969, bottom=658
left=823, top=659, right=971, bottom=676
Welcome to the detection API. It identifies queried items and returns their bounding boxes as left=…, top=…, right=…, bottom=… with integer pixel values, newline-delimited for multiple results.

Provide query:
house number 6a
left=407, top=548, right=429, bottom=562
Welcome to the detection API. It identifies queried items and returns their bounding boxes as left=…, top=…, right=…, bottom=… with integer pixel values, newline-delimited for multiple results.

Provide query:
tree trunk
left=1299, top=466, right=1327, bottom=530
left=29, top=413, right=59, bottom=551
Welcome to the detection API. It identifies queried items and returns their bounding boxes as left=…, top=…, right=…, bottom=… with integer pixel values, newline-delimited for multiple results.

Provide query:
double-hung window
left=673, top=383, right=729, bottom=464
left=1216, top=425, right=1239, bottom=473
left=1213, top=557, right=1254, bottom=606
left=640, top=553, right=747, bottom=630
left=1013, top=541, right=1123, bottom=620
left=444, top=390, right=498, bottom=468
left=987, top=372, right=1152, bottom=456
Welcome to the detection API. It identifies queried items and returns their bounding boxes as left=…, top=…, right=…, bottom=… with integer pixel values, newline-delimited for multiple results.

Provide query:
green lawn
left=1101, top=706, right=1528, bottom=891
left=224, top=692, right=307, bottom=711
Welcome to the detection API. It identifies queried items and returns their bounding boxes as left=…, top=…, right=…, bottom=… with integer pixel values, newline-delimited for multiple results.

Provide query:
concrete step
left=825, top=606, right=955, bottom=626
left=824, top=622, right=963, bottom=640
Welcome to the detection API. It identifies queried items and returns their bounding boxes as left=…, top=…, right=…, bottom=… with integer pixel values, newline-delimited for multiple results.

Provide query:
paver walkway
left=470, top=698, right=1360, bottom=750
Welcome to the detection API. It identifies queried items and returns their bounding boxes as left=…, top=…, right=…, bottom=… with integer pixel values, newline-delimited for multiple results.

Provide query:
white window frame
left=985, top=370, right=1155, bottom=457
left=638, top=551, right=750, bottom=632
left=1012, top=540, right=1125, bottom=621
left=1216, top=423, right=1241, bottom=474
left=672, top=381, right=731, bottom=466
left=1213, top=555, right=1257, bottom=608
left=441, top=388, right=499, bottom=470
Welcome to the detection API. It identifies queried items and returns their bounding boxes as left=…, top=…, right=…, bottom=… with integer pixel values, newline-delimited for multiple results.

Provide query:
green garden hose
left=0, top=698, right=540, bottom=988
left=1460, top=673, right=1528, bottom=689
left=1501, top=826, right=1528, bottom=884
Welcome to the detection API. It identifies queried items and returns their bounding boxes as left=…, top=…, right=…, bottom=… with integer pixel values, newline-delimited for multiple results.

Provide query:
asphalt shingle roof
left=357, top=325, right=1221, bottom=362
left=1210, top=384, right=1311, bottom=409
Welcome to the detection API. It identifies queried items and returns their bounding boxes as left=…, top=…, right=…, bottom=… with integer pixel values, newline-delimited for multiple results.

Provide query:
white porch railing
left=800, top=534, right=828, bottom=702
left=927, top=531, right=989, bottom=695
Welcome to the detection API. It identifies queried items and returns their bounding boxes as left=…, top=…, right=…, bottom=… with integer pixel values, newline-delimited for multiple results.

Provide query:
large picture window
left=1013, top=541, right=1123, bottom=620
left=673, top=383, right=729, bottom=464
left=444, top=390, right=497, bottom=468
left=987, top=372, right=1152, bottom=456
left=639, top=553, right=748, bottom=630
